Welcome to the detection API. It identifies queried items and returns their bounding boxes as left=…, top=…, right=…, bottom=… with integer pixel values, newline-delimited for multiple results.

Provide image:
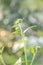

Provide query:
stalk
left=0, top=55, right=6, bottom=65
left=30, top=48, right=38, bottom=65
left=19, top=24, right=28, bottom=65
left=0, top=46, right=6, bottom=65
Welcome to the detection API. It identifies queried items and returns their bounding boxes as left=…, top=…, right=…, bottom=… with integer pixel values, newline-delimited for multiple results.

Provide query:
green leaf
left=16, top=19, right=22, bottom=24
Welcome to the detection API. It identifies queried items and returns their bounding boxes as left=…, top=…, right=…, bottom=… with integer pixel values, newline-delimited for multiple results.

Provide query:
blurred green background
left=0, top=0, right=43, bottom=65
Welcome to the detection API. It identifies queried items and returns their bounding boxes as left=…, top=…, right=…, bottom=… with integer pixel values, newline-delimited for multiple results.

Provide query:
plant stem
left=0, top=55, right=6, bottom=65
left=24, top=43, right=28, bottom=65
left=23, top=26, right=37, bottom=33
left=19, top=24, right=28, bottom=65
left=30, top=49, right=37, bottom=65
left=0, top=46, right=6, bottom=65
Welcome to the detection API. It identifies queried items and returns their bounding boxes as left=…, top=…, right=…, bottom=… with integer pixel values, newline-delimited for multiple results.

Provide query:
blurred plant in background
left=0, top=0, right=43, bottom=65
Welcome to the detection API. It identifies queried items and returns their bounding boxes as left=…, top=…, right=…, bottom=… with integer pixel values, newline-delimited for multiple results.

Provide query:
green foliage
left=12, top=19, right=41, bottom=65
left=3, top=52, right=18, bottom=65
left=0, top=0, right=43, bottom=65
left=12, top=19, right=23, bottom=35
left=0, top=18, right=41, bottom=65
